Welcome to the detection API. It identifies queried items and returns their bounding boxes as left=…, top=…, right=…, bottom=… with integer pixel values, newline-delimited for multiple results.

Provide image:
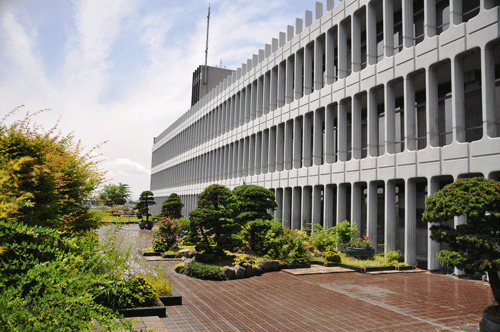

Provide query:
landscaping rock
left=222, top=266, right=235, bottom=280
left=245, top=264, right=254, bottom=278
left=182, top=258, right=193, bottom=268
left=260, top=258, right=281, bottom=271
left=178, top=249, right=195, bottom=258
left=233, top=264, right=246, bottom=279
left=253, top=266, right=263, bottom=276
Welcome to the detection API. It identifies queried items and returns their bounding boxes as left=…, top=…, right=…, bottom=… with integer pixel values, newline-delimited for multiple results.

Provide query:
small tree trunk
left=488, top=270, right=500, bottom=304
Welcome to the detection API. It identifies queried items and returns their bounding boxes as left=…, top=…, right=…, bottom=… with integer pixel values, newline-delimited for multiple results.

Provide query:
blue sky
left=1, top=0, right=327, bottom=199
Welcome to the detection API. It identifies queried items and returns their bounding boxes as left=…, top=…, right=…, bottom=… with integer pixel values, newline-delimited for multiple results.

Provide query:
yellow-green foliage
left=141, top=269, right=171, bottom=296
left=232, top=254, right=248, bottom=267
left=323, top=246, right=341, bottom=263
left=0, top=107, right=104, bottom=231
left=174, top=262, right=185, bottom=273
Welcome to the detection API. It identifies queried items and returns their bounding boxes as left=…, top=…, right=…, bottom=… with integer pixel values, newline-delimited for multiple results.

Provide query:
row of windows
left=152, top=0, right=490, bottom=169
left=152, top=42, right=500, bottom=190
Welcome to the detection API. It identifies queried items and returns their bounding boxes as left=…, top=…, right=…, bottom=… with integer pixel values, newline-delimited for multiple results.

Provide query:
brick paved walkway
left=107, top=225, right=495, bottom=331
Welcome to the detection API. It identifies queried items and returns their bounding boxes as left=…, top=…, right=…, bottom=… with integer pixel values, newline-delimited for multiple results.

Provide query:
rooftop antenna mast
left=203, top=4, right=210, bottom=84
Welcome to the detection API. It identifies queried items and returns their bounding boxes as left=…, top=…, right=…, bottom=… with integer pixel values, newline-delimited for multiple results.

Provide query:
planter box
left=345, top=247, right=375, bottom=258
left=338, top=263, right=414, bottom=273
left=117, top=302, right=166, bottom=318
left=139, top=221, right=154, bottom=230
left=323, top=262, right=340, bottom=267
left=138, top=248, right=163, bottom=257
left=280, top=263, right=311, bottom=269
left=159, top=288, right=182, bottom=306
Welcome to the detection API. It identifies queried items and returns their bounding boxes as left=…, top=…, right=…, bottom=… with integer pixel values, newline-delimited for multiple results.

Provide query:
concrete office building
left=151, top=0, right=500, bottom=268
left=191, top=65, right=235, bottom=107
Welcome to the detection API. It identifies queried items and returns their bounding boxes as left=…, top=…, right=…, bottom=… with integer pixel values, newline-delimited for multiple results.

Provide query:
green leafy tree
left=230, top=184, right=277, bottom=225
left=134, top=191, right=156, bottom=221
left=188, top=184, right=236, bottom=257
left=99, top=183, right=131, bottom=207
left=161, top=193, right=184, bottom=219
left=422, top=177, right=500, bottom=302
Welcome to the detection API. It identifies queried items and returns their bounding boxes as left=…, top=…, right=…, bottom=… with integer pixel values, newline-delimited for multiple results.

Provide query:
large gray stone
left=222, top=266, right=235, bottom=280
left=245, top=264, right=254, bottom=277
left=233, top=264, right=246, bottom=279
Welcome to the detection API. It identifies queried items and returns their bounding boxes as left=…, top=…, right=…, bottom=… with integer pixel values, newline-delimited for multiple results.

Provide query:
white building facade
left=151, top=0, right=500, bottom=268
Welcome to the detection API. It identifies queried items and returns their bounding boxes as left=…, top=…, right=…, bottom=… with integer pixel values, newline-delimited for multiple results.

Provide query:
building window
left=463, top=0, right=480, bottom=23
left=436, top=0, right=450, bottom=35
left=414, top=0, right=424, bottom=45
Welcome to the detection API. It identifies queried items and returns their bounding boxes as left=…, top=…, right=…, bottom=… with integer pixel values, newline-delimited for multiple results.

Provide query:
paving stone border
left=137, top=248, right=163, bottom=257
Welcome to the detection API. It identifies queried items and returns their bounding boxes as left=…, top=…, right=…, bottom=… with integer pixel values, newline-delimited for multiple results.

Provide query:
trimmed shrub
left=161, top=193, right=184, bottom=219
left=183, top=262, right=226, bottom=281
left=323, top=246, right=341, bottom=263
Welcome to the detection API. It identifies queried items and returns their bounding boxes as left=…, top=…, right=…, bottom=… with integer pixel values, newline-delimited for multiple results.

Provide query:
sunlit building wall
left=151, top=0, right=500, bottom=268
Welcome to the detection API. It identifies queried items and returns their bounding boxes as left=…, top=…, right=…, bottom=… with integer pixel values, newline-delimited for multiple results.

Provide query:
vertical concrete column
left=302, top=186, right=312, bottom=226
left=221, top=146, right=226, bottom=180
left=243, top=137, right=249, bottom=177
left=450, top=0, right=463, bottom=25
left=366, top=2, right=377, bottom=65
left=263, top=72, right=271, bottom=115
left=240, top=90, right=246, bottom=125
left=404, top=75, right=417, bottom=150
left=262, top=130, right=269, bottom=174
left=283, top=187, right=292, bottom=228
left=367, top=182, right=378, bottom=251
left=233, top=142, right=239, bottom=178
left=271, top=67, right=278, bottom=111
left=352, top=95, right=362, bottom=159
left=275, top=188, right=283, bottom=220
left=315, top=36, right=325, bottom=89
left=385, top=82, right=396, bottom=154
left=227, top=144, right=233, bottom=179
left=451, top=54, right=465, bottom=142
left=238, top=139, right=244, bottom=177
left=210, top=150, right=215, bottom=182
left=482, top=44, right=497, bottom=138
left=257, top=77, right=263, bottom=118
left=325, top=104, right=336, bottom=163
left=255, top=132, right=262, bottom=175
left=278, top=61, right=286, bottom=107
left=251, top=81, right=258, bottom=120
left=312, top=185, right=323, bottom=227
left=285, top=120, right=293, bottom=170
left=454, top=215, right=467, bottom=275
left=428, top=178, right=441, bottom=270
left=402, top=0, right=414, bottom=48
left=305, top=10, right=313, bottom=28
left=383, top=0, right=394, bottom=57
left=293, top=117, right=303, bottom=168
left=249, top=135, right=255, bottom=176
left=276, top=123, right=285, bottom=171
left=234, top=95, right=239, bottom=129
left=338, top=100, right=348, bottom=161
left=326, top=28, right=336, bottom=84
left=338, top=20, right=348, bottom=79
left=225, top=101, right=230, bottom=133
left=426, top=66, right=439, bottom=147
left=424, top=0, right=437, bottom=38
left=292, top=187, right=302, bottom=229
left=215, top=148, right=221, bottom=181
left=405, top=179, right=417, bottom=265
left=324, top=184, right=335, bottom=227
left=286, top=56, right=294, bottom=104
left=303, top=113, right=313, bottom=167
left=268, top=126, right=277, bottom=173
left=295, top=50, right=304, bottom=99
left=352, top=11, right=362, bottom=73
left=217, top=106, right=222, bottom=136
left=313, top=110, right=323, bottom=165
left=337, top=184, right=347, bottom=223
left=385, top=181, right=396, bottom=254
left=352, top=183, right=362, bottom=235
left=304, top=43, right=314, bottom=95
left=246, top=85, right=252, bottom=123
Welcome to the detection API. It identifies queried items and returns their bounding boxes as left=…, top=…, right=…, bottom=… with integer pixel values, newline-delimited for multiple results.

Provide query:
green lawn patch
left=338, top=253, right=410, bottom=268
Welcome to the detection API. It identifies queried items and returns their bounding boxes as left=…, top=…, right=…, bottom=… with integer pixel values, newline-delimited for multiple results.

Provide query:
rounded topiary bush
left=323, top=246, right=341, bottom=263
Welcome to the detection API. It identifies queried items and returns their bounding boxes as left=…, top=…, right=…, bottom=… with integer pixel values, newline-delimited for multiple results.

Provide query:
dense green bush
left=183, top=262, right=226, bottom=280
left=263, top=222, right=312, bottom=264
left=239, top=219, right=275, bottom=255
left=323, top=246, right=341, bottom=263
left=335, top=220, right=359, bottom=247
left=188, top=184, right=238, bottom=257
left=230, top=185, right=277, bottom=224
left=161, top=193, right=184, bottom=219
left=310, top=224, right=337, bottom=252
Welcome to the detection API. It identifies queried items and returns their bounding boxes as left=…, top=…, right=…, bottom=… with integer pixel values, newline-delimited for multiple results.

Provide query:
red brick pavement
left=109, top=225, right=495, bottom=331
